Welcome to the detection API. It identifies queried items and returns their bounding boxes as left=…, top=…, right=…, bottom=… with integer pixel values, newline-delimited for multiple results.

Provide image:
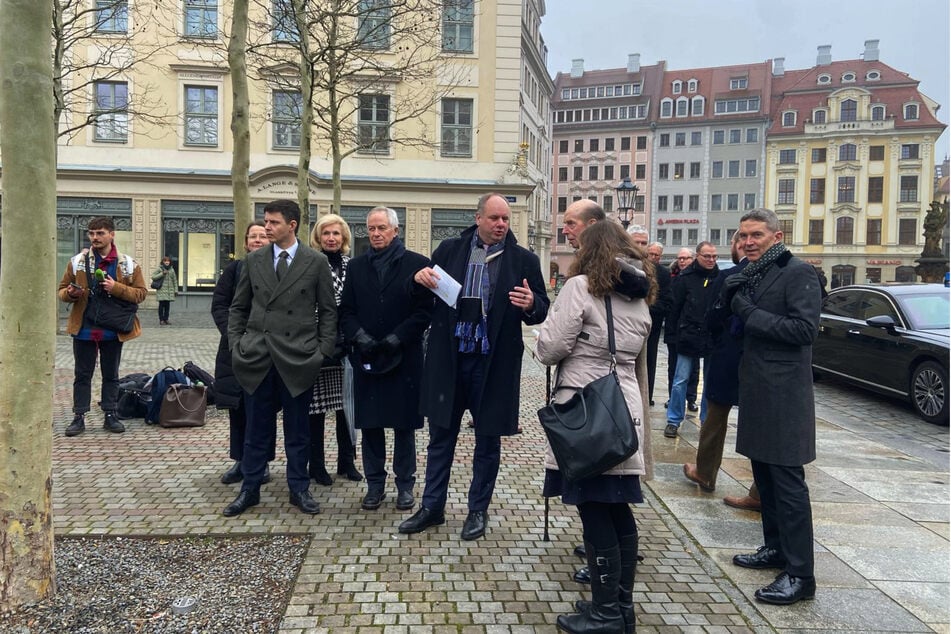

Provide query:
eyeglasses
left=698, top=254, right=718, bottom=260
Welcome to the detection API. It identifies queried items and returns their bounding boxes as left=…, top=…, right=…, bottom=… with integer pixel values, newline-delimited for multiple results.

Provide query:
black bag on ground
left=116, top=373, right=151, bottom=420
left=146, top=367, right=189, bottom=424
left=182, top=360, right=216, bottom=405
left=537, top=296, right=639, bottom=482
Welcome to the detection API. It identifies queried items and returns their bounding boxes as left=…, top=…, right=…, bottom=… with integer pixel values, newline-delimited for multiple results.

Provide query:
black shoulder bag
left=537, top=295, right=639, bottom=482
left=84, top=252, right=139, bottom=334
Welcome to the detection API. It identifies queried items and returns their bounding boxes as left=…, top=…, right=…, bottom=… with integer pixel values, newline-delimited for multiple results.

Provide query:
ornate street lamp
left=614, top=177, right=639, bottom=229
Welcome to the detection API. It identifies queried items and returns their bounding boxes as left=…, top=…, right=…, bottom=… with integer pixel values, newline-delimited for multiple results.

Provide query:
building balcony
left=805, top=119, right=894, bottom=135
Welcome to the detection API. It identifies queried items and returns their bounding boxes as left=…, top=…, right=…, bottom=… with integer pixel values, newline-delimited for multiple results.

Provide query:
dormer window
left=813, top=109, right=826, bottom=124
left=691, top=96, right=704, bottom=116
left=729, top=77, right=748, bottom=90
left=660, top=98, right=672, bottom=118
left=817, top=73, right=831, bottom=85
left=866, top=70, right=881, bottom=81
left=841, top=72, right=856, bottom=83
left=675, top=97, right=689, bottom=117
left=672, top=80, right=682, bottom=94
left=782, top=111, right=796, bottom=127
left=904, top=103, right=919, bottom=120
left=687, top=79, right=698, bottom=93
left=871, top=105, right=885, bottom=121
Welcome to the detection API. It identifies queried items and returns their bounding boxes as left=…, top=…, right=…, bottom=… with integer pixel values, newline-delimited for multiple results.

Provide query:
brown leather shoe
left=724, top=494, right=761, bottom=512
left=683, top=463, right=715, bottom=492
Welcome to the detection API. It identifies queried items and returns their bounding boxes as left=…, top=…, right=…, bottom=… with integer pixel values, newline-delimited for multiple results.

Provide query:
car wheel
left=910, top=360, right=948, bottom=426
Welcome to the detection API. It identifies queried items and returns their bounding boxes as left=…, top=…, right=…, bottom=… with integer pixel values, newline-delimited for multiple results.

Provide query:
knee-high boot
left=308, top=414, right=332, bottom=485
left=575, top=534, right=637, bottom=632
left=558, top=542, right=623, bottom=633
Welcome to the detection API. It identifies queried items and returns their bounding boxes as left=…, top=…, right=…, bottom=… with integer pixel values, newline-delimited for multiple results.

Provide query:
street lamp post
left=614, top=177, right=639, bottom=230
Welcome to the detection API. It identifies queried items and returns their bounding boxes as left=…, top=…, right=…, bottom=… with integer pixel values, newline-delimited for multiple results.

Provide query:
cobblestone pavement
left=51, top=320, right=949, bottom=633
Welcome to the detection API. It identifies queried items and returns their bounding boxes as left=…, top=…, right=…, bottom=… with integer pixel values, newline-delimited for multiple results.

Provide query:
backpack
left=146, top=367, right=189, bottom=424
left=116, top=373, right=152, bottom=420
left=182, top=360, right=216, bottom=405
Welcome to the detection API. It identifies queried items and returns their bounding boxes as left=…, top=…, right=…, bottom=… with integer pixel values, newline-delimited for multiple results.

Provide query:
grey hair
left=367, top=206, right=399, bottom=230
left=629, top=225, right=648, bottom=237
left=648, top=241, right=665, bottom=250
left=739, top=208, right=780, bottom=232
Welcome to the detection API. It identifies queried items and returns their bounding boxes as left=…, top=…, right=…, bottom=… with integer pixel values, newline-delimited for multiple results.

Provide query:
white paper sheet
left=430, top=264, right=461, bottom=307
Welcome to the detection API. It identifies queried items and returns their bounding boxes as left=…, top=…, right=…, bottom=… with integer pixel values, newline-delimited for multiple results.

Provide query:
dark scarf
left=740, top=242, right=788, bottom=298
left=455, top=234, right=505, bottom=354
left=366, top=236, right=405, bottom=283
left=613, top=258, right=650, bottom=300
left=325, top=249, right=344, bottom=278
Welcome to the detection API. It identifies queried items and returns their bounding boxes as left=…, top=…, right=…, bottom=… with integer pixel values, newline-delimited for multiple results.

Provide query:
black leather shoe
left=64, top=415, right=86, bottom=437
left=262, top=464, right=272, bottom=484
left=103, top=412, right=125, bottom=434
left=223, top=489, right=260, bottom=517
left=573, top=566, right=590, bottom=584
left=337, top=462, right=363, bottom=482
left=289, top=489, right=321, bottom=514
left=754, top=571, right=816, bottom=605
left=361, top=490, right=386, bottom=510
left=733, top=546, right=786, bottom=570
left=687, top=401, right=699, bottom=412
left=310, top=468, right=333, bottom=486
left=461, top=510, right=487, bottom=541
left=573, top=544, right=586, bottom=559
left=396, top=490, right=415, bottom=511
left=398, top=506, right=445, bottom=534
left=220, top=461, right=243, bottom=484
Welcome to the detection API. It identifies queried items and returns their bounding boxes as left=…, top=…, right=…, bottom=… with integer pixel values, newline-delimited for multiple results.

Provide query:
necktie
left=276, top=251, right=289, bottom=281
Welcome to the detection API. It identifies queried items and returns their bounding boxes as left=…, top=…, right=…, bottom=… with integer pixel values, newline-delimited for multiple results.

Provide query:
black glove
left=377, top=334, right=401, bottom=356
left=331, top=333, right=347, bottom=362
left=731, top=291, right=755, bottom=320
left=353, top=329, right=378, bottom=356
left=720, top=274, right=747, bottom=303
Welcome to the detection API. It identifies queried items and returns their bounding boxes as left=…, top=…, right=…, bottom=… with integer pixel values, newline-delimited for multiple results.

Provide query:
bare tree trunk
left=292, top=0, right=314, bottom=228
left=0, top=0, right=58, bottom=611
left=229, top=0, right=253, bottom=257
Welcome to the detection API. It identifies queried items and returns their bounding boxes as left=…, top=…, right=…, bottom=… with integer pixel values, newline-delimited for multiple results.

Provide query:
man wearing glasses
left=664, top=242, right=720, bottom=438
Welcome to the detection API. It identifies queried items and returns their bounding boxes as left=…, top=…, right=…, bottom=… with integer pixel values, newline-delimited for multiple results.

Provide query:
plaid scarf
left=740, top=242, right=788, bottom=298
left=455, top=237, right=504, bottom=354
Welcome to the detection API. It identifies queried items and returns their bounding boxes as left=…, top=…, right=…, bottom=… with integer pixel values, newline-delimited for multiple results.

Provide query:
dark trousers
left=665, top=341, right=699, bottom=402
left=241, top=365, right=311, bottom=493
left=309, top=410, right=356, bottom=474
left=72, top=338, right=123, bottom=414
left=228, top=401, right=275, bottom=462
left=751, top=460, right=814, bottom=578
left=361, top=427, right=416, bottom=494
left=696, top=400, right=759, bottom=498
left=157, top=300, right=171, bottom=322
left=421, top=353, right=501, bottom=512
left=646, top=319, right=662, bottom=402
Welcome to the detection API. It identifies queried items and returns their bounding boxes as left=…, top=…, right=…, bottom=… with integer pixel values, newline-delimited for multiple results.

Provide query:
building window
left=745, top=159, right=757, bottom=177
left=779, top=149, right=797, bottom=164
left=839, top=143, right=857, bottom=161
left=660, top=99, right=672, bottom=118
left=272, top=0, right=299, bottom=42
left=898, top=219, right=917, bottom=245
left=810, top=178, right=825, bottom=204
left=95, top=0, right=128, bottom=33
left=840, top=99, right=857, bottom=122
left=357, top=0, right=391, bottom=48
left=573, top=166, right=582, bottom=180
left=184, top=85, right=218, bottom=146
left=687, top=228, right=698, bottom=244
left=672, top=80, right=682, bottom=94
left=817, top=74, right=831, bottom=85
left=588, top=165, right=598, bottom=181
left=620, top=165, right=631, bottom=179
left=633, top=164, right=644, bottom=179
left=867, top=219, right=882, bottom=245
left=871, top=105, right=885, bottom=121
left=673, top=163, right=685, bottom=179
left=866, top=267, right=881, bottom=283
left=808, top=219, right=824, bottom=245
left=184, top=0, right=217, bottom=37
left=746, top=128, right=758, bottom=143
left=657, top=229, right=667, bottom=244
left=812, top=148, right=826, bottom=163
left=744, top=193, right=756, bottom=210
left=714, top=97, right=760, bottom=113
left=896, top=266, right=916, bottom=282
left=442, top=0, right=474, bottom=53
left=727, top=194, right=739, bottom=211
left=557, top=167, right=567, bottom=181
left=657, top=196, right=668, bottom=211
left=636, top=136, right=647, bottom=150
left=777, top=179, right=795, bottom=204
left=634, top=195, right=644, bottom=212
left=729, top=128, right=741, bottom=143
left=574, top=139, right=584, bottom=152
left=603, top=196, right=613, bottom=213
left=712, top=161, right=723, bottom=178
left=358, top=94, right=390, bottom=154
left=557, top=197, right=567, bottom=213
left=831, top=264, right=855, bottom=288
left=690, top=162, right=701, bottom=178
left=904, top=103, right=919, bottom=120
left=691, top=96, right=704, bottom=115
left=604, top=165, right=615, bottom=181
left=836, top=216, right=854, bottom=245
left=93, top=81, right=128, bottom=143
left=710, top=228, right=721, bottom=244
left=688, top=195, right=699, bottom=211
left=615, top=136, right=628, bottom=151
left=782, top=111, right=796, bottom=127
left=558, top=140, right=568, bottom=153
left=671, top=229, right=682, bottom=245
left=676, top=98, right=689, bottom=117
left=868, top=176, right=883, bottom=203
left=813, top=109, right=826, bottom=124
left=673, top=195, right=684, bottom=212
left=604, top=137, right=615, bottom=151
left=675, top=132, right=686, bottom=146
left=272, top=90, right=302, bottom=149
left=440, top=98, right=472, bottom=157
left=688, top=79, right=698, bottom=92
left=659, top=133, right=670, bottom=147
left=691, top=131, right=702, bottom=145
left=711, top=194, right=722, bottom=211
left=900, top=175, right=918, bottom=202
left=729, top=77, right=748, bottom=90
left=867, top=70, right=881, bottom=81
left=589, top=138, right=599, bottom=152
left=728, top=160, right=740, bottom=178
left=869, top=145, right=885, bottom=161
left=842, top=72, right=856, bottom=82
left=658, top=163, right=669, bottom=180
left=779, top=220, right=794, bottom=242
left=837, top=176, right=856, bottom=203
left=901, top=144, right=919, bottom=159
left=713, top=130, right=724, bottom=144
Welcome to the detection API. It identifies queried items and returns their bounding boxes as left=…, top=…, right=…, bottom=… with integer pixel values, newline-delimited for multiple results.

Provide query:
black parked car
left=812, top=284, right=949, bottom=425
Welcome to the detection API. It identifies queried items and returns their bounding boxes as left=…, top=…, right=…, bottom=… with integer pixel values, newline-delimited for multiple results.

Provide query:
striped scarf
left=454, top=238, right=504, bottom=354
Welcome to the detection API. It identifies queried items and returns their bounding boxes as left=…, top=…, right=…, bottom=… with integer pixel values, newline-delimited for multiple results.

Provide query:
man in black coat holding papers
left=400, top=193, right=549, bottom=540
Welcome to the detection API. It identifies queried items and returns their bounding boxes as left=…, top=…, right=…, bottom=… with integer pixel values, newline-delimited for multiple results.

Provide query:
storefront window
left=430, top=208, right=473, bottom=254
left=162, top=200, right=235, bottom=292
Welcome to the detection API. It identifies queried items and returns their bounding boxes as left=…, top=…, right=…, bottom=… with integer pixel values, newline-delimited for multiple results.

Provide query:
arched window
left=836, top=217, right=854, bottom=245
left=904, top=104, right=919, bottom=120
left=813, top=109, right=826, bottom=124
left=691, top=96, right=704, bottom=116
left=687, top=79, right=698, bottom=93
left=840, top=99, right=857, bottom=122
left=839, top=143, right=857, bottom=161
left=871, top=105, right=885, bottom=121
left=672, top=80, right=682, bottom=94
left=782, top=111, right=796, bottom=127
left=675, top=97, right=689, bottom=117
left=660, top=98, right=672, bottom=118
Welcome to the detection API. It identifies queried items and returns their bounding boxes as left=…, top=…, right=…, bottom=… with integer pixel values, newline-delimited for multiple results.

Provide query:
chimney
left=570, top=58, right=584, bottom=78
left=627, top=53, right=641, bottom=74
left=863, top=39, right=880, bottom=62
left=772, top=57, right=785, bottom=77
left=817, top=45, right=832, bottom=66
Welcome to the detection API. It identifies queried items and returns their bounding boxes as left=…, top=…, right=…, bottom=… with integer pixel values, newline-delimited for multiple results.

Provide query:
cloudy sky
left=540, top=0, right=950, bottom=158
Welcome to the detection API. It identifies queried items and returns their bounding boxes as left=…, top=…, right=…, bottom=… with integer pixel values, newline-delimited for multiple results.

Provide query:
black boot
left=221, top=460, right=243, bottom=484
left=557, top=542, right=623, bottom=633
left=65, top=414, right=86, bottom=437
left=308, top=414, right=333, bottom=485
left=103, top=411, right=125, bottom=433
left=575, top=534, right=638, bottom=633
left=334, top=410, right=363, bottom=481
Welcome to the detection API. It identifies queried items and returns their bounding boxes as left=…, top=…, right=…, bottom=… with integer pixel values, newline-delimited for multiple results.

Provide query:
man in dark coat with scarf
left=724, top=208, right=821, bottom=606
left=339, top=207, right=433, bottom=512
left=400, top=193, right=550, bottom=541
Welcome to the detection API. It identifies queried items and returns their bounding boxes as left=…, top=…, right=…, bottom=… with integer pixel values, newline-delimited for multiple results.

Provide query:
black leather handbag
left=537, top=296, right=639, bottom=482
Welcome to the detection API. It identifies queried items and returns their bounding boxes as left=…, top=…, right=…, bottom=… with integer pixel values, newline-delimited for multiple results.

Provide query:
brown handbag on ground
left=158, top=383, right=207, bottom=428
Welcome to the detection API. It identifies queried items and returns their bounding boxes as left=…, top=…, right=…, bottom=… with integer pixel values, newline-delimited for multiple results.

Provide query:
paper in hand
left=429, top=264, right=461, bottom=307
